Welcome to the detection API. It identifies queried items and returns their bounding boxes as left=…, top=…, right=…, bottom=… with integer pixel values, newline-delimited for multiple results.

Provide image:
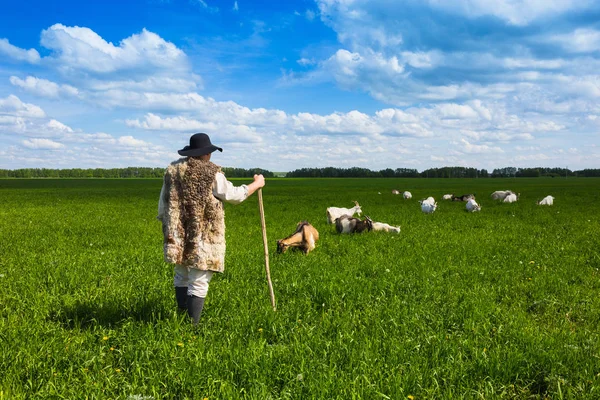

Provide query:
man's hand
left=253, top=174, right=265, bottom=189
left=247, top=174, right=266, bottom=196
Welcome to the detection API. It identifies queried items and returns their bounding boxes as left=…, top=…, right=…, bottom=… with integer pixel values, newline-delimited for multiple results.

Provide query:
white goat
left=537, top=195, right=554, bottom=206
left=403, top=191, right=412, bottom=199
left=491, top=190, right=514, bottom=201
left=442, top=194, right=453, bottom=200
left=466, top=198, right=481, bottom=212
left=326, top=201, right=362, bottom=224
left=419, top=197, right=437, bottom=214
left=372, top=221, right=401, bottom=234
left=503, top=193, right=519, bottom=203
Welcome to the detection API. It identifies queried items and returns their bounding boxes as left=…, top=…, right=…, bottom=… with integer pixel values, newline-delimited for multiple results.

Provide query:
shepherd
left=157, top=133, right=265, bottom=325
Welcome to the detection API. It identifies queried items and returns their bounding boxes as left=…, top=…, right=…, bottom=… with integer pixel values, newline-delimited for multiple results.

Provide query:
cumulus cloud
left=548, top=28, right=600, bottom=53
left=299, top=0, right=600, bottom=114
left=459, top=138, right=504, bottom=154
left=0, top=95, right=46, bottom=118
left=423, top=0, right=594, bottom=26
left=10, top=76, right=79, bottom=98
left=0, top=38, right=41, bottom=63
left=40, top=24, right=189, bottom=74
left=22, top=138, right=64, bottom=149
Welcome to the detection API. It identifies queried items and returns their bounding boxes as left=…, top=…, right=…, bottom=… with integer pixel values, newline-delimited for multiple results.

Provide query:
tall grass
left=1, top=178, right=599, bottom=399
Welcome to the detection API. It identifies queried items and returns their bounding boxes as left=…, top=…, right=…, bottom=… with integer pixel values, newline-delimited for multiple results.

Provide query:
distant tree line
left=0, top=167, right=274, bottom=178
left=491, top=167, right=576, bottom=178
left=287, top=167, right=420, bottom=178
left=287, top=166, right=487, bottom=178
left=287, top=166, right=599, bottom=178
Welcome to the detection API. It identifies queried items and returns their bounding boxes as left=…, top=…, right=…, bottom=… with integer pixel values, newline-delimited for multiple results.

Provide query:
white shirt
left=158, top=172, right=249, bottom=219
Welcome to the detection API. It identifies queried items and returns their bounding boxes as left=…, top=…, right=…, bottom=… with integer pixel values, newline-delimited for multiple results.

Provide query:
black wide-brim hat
left=178, top=133, right=223, bottom=156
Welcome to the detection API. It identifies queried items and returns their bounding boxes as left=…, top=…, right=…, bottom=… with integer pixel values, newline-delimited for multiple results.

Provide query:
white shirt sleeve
left=213, top=172, right=249, bottom=205
left=157, top=183, right=166, bottom=220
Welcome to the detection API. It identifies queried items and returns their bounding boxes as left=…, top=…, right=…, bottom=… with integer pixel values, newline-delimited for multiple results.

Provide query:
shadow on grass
left=47, top=294, right=173, bottom=329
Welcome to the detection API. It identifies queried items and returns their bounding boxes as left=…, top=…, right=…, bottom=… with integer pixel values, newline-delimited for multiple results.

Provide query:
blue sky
left=1, top=0, right=599, bottom=171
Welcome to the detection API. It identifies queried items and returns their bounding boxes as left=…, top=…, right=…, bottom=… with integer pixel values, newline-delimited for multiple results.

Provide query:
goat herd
left=276, top=190, right=555, bottom=255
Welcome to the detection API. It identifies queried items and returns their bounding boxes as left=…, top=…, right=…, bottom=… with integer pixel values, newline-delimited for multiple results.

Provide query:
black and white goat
left=335, top=215, right=373, bottom=234
left=452, top=194, right=475, bottom=202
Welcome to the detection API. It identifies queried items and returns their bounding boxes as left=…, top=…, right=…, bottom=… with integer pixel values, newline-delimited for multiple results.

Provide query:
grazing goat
left=452, top=194, right=475, bottom=202
left=277, top=221, right=319, bottom=254
left=503, top=193, right=519, bottom=203
left=419, top=197, right=437, bottom=214
left=491, top=190, right=514, bottom=201
left=537, top=195, right=554, bottom=206
left=403, top=191, right=412, bottom=199
left=392, top=190, right=400, bottom=195
left=372, top=221, right=401, bottom=234
left=326, top=201, right=362, bottom=224
left=442, top=194, right=453, bottom=200
left=466, top=198, right=481, bottom=212
left=335, top=215, right=373, bottom=234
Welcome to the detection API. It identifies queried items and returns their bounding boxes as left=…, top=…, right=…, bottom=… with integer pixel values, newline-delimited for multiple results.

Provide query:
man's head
left=178, top=133, right=223, bottom=157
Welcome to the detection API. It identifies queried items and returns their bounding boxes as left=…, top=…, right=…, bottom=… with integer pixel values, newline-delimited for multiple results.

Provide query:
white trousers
left=173, top=265, right=214, bottom=298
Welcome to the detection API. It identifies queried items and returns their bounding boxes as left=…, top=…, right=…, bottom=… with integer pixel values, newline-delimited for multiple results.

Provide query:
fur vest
left=160, top=157, right=226, bottom=272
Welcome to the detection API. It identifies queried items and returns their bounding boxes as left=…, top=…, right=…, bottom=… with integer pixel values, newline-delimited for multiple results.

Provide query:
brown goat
left=276, top=221, right=319, bottom=254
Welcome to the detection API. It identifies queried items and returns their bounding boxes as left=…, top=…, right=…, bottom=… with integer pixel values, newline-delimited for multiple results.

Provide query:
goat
left=326, top=201, right=362, bottom=224
left=491, top=190, right=514, bottom=201
left=452, top=194, right=475, bottom=202
left=372, top=221, right=401, bottom=234
left=276, top=221, right=319, bottom=254
left=403, top=191, right=412, bottom=199
left=419, top=197, right=437, bottom=214
left=503, top=193, right=520, bottom=203
left=335, top=215, right=373, bottom=234
left=537, top=195, right=554, bottom=206
left=466, top=198, right=481, bottom=212
left=442, top=194, right=453, bottom=200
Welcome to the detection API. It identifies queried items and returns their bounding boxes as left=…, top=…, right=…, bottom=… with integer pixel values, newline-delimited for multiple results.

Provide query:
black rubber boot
left=175, top=287, right=188, bottom=311
left=187, top=296, right=205, bottom=325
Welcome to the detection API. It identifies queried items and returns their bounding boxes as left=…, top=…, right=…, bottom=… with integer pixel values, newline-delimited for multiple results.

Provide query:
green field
left=1, top=178, right=599, bottom=399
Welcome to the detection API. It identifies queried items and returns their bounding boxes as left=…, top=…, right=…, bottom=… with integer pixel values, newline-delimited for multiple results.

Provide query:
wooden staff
left=258, top=188, right=276, bottom=311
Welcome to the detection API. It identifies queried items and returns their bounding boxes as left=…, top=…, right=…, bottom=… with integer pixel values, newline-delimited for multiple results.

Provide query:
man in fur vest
left=157, top=133, right=265, bottom=324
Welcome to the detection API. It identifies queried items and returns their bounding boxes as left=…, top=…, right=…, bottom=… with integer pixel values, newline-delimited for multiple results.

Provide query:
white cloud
left=424, top=0, right=593, bottom=26
left=435, top=104, right=479, bottom=119
left=459, top=138, right=504, bottom=154
left=86, top=76, right=201, bottom=93
left=297, top=58, right=316, bottom=66
left=0, top=38, right=40, bottom=63
left=0, top=95, right=46, bottom=118
left=40, top=24, right=189, bottom=74
left=10, top=76, right=79, bottom=98
left=22, top=138, right=64, bottom=149
left=401, top=51, right=440, bottom=69
left=549, top=28, right=600, bottom=53
left=47, top=119, right=74, bottom=133
left=117, top=136, right=152, bottom=147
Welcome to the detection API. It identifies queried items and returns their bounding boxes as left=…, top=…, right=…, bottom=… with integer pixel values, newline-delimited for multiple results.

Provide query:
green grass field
left=1, top=177, right=599, bottom=399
